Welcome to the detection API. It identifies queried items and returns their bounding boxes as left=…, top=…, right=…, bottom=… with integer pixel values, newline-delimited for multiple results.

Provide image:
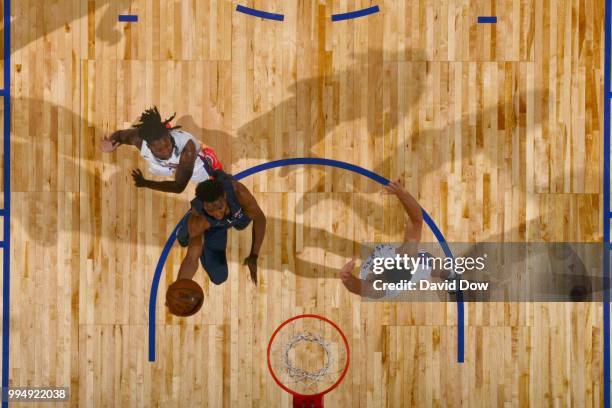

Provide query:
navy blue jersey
left=190, top=170, right=252, bottom=230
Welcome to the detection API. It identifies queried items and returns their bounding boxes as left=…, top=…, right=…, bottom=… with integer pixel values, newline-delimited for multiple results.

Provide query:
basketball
left=165, top=279, right=204, bottom=317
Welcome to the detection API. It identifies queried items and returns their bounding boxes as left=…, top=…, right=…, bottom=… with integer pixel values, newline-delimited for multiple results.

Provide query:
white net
left=269, top=316, right=349, bottom=396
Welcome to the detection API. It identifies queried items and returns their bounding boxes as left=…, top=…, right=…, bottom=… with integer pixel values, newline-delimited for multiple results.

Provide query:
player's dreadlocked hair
left=132, top=106, right=181, bottom=143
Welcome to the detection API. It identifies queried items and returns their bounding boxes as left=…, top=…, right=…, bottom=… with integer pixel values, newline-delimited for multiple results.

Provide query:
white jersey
left=360, top=244, right=432, bottom=299
left=140, top=129, right=211, bottom=183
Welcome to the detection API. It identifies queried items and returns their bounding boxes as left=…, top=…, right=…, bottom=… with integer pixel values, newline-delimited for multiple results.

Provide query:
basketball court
left=2, top=0, right=612, bottom=406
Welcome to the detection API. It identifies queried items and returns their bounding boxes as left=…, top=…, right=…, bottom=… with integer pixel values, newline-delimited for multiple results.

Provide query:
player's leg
left=200, top=227, right=229, bottom=285
left=200, top=146, right=223, bottom=173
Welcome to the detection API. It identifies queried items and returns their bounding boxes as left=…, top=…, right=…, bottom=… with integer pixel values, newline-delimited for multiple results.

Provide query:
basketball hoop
left=267, top=314, right=350, bottom=408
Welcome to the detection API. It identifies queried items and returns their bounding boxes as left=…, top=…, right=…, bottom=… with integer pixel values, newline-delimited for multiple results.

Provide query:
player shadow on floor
left=13, top=98, right=600, bottom=292
left=174, top=47, right=427, bottom=173
left=173, top=115, right=235, bottom=168
left=4, top=0, right=131, bottom=55
left=444, top=221, right=602, bottom=302
left=291, top=88, right=583, bottom=223
left=9, top=95, right=365, bottom=276
left=7, top=95, right=367, bottom=273
left=12, top=152, right=362, bottom=278
left=168, top=214, right=361, bottom=281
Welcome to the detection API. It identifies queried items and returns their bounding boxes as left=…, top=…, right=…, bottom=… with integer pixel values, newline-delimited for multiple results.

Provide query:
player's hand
left=340, top=258, right=356, bottom=280
left=244, top=254, right=258, bottom=284
left=383, top=179, right=407, bottom=196
left=131, top=169, right=148, bottom=187
left=339, top=258, right=361, bottom=294
left=100, top=132, right=121, bottom=152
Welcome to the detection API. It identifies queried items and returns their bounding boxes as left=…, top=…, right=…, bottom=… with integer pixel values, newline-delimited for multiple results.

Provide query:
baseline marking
left=603, top=0, right=611, bottom=404
left=148, top=158, right=464, bottom=363
left=1, top=0, right=10, bottom=405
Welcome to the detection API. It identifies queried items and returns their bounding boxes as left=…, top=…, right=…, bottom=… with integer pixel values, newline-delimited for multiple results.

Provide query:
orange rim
left=266, top=314, right=350, bottom=398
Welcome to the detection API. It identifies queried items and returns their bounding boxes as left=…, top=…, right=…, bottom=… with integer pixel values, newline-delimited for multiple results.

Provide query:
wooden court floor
left=2, top=0, right=609, bottom=406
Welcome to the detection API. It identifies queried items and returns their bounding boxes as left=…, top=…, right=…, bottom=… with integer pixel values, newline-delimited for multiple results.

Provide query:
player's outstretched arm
left=132, top=140, right=197, bottom=193
left=234, top=181, right=267, bottom=284
left=177, top=213, right=207, bottom=281
left=339, top=259, right=385, bottom=299
left=100, top=128, right=143, bottom=152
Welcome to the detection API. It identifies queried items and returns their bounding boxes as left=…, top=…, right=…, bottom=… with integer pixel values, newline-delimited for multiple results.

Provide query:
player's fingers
left=342, top=259, right=353, bottom=268
left=341, top=265, right=354, bottom=275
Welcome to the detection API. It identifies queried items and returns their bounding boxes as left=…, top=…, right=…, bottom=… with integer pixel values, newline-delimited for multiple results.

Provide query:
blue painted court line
left=235, top=5, right=284, bottom=21
left=148, top=158, right=463, bottom=363
left=606, top=247, right=611, bottom=408
left=603, top=0, right=611, bottom=405
left=1, top=0, right=10, bottom=405
left=147, top=211, right=190, bottom=362
left=477, top=16, right=497, bottom=24
left=331, top=5, right=380, bottom=22
left=118, top=15, right=138, bottom=22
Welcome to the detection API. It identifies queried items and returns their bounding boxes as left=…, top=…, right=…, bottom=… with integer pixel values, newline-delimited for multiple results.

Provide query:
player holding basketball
left=174, top=171, right=266, bottom=286
left=339, top=180, right=451, bottom=299
left=100, top=106, right=222, bottom=193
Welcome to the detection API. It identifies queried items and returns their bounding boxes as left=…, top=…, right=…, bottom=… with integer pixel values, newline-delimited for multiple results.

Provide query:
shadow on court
left=9, top=96, right=359, bottom=283
left=174, top=47, right=427, bottom=173
left=293, top=88, right=569, bottom=222
left=4, top=0, right=132, bottom=55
